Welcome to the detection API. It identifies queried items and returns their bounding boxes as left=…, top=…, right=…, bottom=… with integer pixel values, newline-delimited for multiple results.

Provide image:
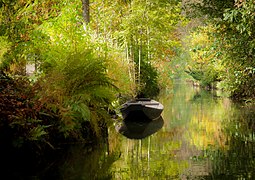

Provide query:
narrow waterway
left=4, top=82, right=255, bottom=179
left=109, top=82, right=255, bottom=179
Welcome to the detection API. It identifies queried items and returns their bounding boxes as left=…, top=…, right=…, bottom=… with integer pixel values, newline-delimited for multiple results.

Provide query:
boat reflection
left=116, top=114, right=164, bottom=139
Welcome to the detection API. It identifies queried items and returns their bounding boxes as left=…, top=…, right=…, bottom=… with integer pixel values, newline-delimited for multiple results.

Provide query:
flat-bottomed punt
left=120, top=98, right=164, bottom=120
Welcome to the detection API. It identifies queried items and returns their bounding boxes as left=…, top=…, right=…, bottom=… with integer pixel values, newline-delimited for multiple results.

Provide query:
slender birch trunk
left=81, top=0, right=90, bottom=29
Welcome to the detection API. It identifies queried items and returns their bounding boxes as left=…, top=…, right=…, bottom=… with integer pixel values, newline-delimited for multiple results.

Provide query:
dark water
left=3, top=82, right=255, bottom=179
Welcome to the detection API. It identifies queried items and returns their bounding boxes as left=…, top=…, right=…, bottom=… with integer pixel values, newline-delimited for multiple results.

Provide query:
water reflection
left=5, top=82, right=255, bottom=179
left=116, top=115, right=164, bottom=139
left=110, top=82, right=255, bottom=179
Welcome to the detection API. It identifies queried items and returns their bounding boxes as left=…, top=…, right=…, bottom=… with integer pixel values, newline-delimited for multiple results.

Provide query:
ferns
left=39, top=50, right=118, bottom=139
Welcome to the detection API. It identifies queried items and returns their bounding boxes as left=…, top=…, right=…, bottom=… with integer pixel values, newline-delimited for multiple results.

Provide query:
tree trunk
left=81, top=0, right=90, bottom=24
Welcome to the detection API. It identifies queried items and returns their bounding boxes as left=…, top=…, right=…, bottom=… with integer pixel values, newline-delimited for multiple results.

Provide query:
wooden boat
left=120, top=98, right=164, bottom=120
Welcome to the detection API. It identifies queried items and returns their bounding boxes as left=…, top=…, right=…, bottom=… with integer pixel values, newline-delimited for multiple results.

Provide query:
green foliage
left=184, top=0, right=234, bottom=19
left=39, top=51, right=117, bottom=138
left=1, top=0, right=184, bottom=95
left=217, top=0, right=255, bottom=99
left=0, top=0, right=186, bottom=152
left=114, top=0, right=184, bottom=96
left=222, top=67, right=255, bottom=99
left=0, top=0, right=62, bottom=73
left=5, top=0, right=132, bottom=141
left=0, top=59, right=114, bottom=149
left=0, top=36, right=10, bottom=57
left=185, top=26, right=223, bottom=88
left=185, top=0, right=255, bottom=99
left=139, top=59, right=160, bottom=97
left=36, top=0, right=134, bottom=96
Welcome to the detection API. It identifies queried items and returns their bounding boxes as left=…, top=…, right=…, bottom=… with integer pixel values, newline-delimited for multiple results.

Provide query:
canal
left=108, top=82, right=255, bottom=179
left=5, top=82, right=255, bottom=179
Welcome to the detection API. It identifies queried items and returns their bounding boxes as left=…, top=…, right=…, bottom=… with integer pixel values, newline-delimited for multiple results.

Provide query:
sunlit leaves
left=185, top=25, right=224, bottom=87
left=111, top=0, right=185, bottom=96
left=186, top=0, right=255, bottom=99
left=0, top=0, right=63, bottom=72
left=38, top=50, right=117, bottom=137
left=119, top=0, right=183, bottom=60
left=223, top=1, right=255, bottom=36
left=0, top=0, right=188, bottom=148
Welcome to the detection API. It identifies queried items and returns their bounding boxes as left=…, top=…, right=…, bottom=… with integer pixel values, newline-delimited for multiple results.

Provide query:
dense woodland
left=0, top=0, right=254, bottom=153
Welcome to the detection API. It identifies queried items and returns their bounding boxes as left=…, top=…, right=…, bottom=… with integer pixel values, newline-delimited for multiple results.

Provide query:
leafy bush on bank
left=0, top=68, right=114, bottom=152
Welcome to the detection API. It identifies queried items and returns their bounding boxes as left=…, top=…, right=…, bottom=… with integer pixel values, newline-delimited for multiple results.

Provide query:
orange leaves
left=234, top=0, right=245, bottom=8
left=0, top=73, right=39, bottom=122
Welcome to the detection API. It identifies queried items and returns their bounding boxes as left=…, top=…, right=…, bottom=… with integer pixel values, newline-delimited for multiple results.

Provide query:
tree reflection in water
left=3, top=82, right=255, bottom=179
left=111, top=82, right=255, bottom=179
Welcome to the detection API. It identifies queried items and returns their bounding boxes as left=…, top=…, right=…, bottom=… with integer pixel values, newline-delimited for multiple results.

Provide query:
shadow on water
left=115, top=114, right=164, bottom=139
left=0, top=142, right=119, bottom=180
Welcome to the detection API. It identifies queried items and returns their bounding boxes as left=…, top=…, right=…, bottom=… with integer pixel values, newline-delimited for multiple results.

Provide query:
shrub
left=38, top=50, right=118, bottom=139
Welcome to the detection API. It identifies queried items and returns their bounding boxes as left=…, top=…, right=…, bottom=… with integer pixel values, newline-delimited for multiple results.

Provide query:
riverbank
left=0, top=71, right=110, bottom=158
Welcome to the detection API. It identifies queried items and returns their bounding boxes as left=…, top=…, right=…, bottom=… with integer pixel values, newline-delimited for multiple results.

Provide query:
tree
left=81, top=0, right=90, bottom=25
left=185, top=0, right=255, bottom=99
left=117, top=0, right=183, bottom=97
left=0, top=0, right=60, bottom=73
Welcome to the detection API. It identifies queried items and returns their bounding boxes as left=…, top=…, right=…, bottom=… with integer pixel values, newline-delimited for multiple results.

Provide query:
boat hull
left=120, top=99, right=163, bottom=120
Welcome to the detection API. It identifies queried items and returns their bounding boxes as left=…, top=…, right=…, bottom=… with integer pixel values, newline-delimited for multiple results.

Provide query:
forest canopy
left=0, top=0, right=184, bottom=150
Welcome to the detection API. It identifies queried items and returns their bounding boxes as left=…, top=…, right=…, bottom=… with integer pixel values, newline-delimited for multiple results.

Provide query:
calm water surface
left=109, top=82, right=255, bottom=179
left=5, top=82, right=255, bottom=179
